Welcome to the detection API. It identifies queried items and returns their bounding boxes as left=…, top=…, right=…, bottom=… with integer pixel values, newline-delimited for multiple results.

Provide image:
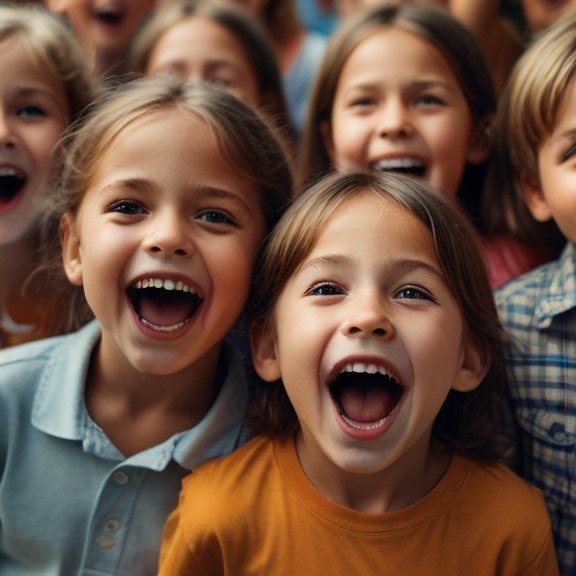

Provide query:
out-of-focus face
left=44, top=0, right=154, bottom=55
left=521, top=76, right=576, bottom=245
left=324, top=28, right=484, bottom=196
left=521, top=0, right=576, bottom=33
left=146, top=16, right=262, bottom=109
left=0, top=38, right=68, bottom=245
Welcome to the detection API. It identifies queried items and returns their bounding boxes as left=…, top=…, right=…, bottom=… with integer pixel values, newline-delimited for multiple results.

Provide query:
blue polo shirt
left=0, top=320, right=252, bottom=575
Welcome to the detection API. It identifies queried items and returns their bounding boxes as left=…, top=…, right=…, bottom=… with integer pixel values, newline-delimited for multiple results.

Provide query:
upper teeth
left=133, top=278, right=195, bottom=293
left=341, top=362, right=391, bottom=376
left=0, top=168, right=24, bottom=178
left=373, top=158, right=424, bottom=171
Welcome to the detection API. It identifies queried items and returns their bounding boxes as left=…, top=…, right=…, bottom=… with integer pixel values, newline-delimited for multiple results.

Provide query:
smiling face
left=0, top=37, right=68, bottom=245
left=61, top=108, right=267, bottom=377
left=45, top=0, right=154, bottom=55
left=253, top=191, right=482, bottom=500
left=323, top=28, right=484, bottom=196
left=521, top=76, right=576, bottom=245
left=146, top=16, right=261, bottom=109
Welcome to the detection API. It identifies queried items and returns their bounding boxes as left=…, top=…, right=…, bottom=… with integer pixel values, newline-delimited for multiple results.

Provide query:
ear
left=319, top=119, right=335, bottom=165
left=250, top=320, right=281, bottom=383
left=466, top=119, right=492, bottom=165
left=518, top=172, right=554, bottom=222
left=60, top=212, right=84, bottom=286
left=452, top=338, right=489, bottom=393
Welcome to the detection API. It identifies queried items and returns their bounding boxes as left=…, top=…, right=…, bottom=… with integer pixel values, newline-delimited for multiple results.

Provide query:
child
left=0, top=2, right=97, bottom=347
left=130, top=0, right=292, bottom=143
left=0, top=77, right=293, bottom=575
left=43, top=0, right=155, bottom=80
left=299, top=3, right=541, bottom=287
left=493, top=12, right=576, bottom=575
left=158, top=171, right=558, bottom=575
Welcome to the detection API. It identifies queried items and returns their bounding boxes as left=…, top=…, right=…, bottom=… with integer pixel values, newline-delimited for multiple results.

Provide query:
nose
left=142, top=210, right=194, bottom=257
left=0, top=111, right=15, bottom=149
left=341, top=294, right=394, bottom=339
left=377, top=98, right=413, bottom=139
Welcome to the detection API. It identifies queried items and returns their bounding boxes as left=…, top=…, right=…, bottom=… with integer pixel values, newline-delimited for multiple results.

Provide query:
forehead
left=340, top=27, right=454, bottom=82
left=310, top=192, right=435, bottom=260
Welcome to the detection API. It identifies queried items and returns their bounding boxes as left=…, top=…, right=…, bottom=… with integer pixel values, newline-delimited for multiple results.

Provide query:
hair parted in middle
left=41, top=76, right=294, bottom=334
left=248, top=170, right=508, bottom=462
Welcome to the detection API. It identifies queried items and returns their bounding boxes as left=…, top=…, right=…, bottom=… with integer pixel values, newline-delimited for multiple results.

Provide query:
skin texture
left=521, top=76, right=576, bottom=245
left=322, top=28, right=486, bottom=197
left=253, top=192, right=484, bottom=513
left=61, top=108, right=267, bottom=454
left=145, top=16, right=262, bottom=108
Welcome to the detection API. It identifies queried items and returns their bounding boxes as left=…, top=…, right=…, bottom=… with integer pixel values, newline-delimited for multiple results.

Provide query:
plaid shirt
left=495, top=242, right=576, bottom=575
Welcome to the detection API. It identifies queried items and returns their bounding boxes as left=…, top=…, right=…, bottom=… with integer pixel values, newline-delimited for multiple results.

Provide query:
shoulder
left=495, top=260, right=558, bottom=309
left=465, top=460, right=551, bottom=527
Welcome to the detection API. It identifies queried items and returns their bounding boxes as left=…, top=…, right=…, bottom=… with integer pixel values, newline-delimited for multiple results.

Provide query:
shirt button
left=113, top=471, right=129, bottom=485
left=106, top=518, right=120, bottom=532
left=97, top=536, right=117, bottom=549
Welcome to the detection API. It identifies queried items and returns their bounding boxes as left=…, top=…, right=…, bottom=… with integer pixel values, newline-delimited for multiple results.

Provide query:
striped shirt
left=495, top=242, right=576, bottom=575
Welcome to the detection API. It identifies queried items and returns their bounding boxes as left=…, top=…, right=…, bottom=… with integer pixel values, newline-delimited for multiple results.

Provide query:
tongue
left=138, top=290, right=197, bottom=328
left=339, top=382, right=396, bottom=423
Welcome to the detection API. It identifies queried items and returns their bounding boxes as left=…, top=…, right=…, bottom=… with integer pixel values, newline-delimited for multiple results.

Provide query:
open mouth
left=372, top=158, right=426, bottom=178
left=127, top=278, right=202, bottom=333
left=93, top=9, right=124, bottom=25
left=329, top=363, right=404, bottom=430
left=0, top=168, right=26, bottom=205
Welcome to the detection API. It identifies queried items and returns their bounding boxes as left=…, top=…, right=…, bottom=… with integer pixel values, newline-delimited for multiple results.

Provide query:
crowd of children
left=0, top=0, right=575, bottom=574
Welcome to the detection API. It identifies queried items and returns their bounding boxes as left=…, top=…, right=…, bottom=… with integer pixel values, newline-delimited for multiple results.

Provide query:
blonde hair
left=249, top=171, right=508, bottom=461
left=0, top=2, right=98, bottom=124
left=41, top=77, right=294, bottom=332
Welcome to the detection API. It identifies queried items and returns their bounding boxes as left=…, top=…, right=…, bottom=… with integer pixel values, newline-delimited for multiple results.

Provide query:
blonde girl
left=0, top=2, right=96, bottom=347
left=0, top=77, right=293, bottom=575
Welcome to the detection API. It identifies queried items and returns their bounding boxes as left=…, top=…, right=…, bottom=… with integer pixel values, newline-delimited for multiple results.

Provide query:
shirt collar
left=534, top=242, right=576, bottom=328
left=32, top=321, right=250, bottom=471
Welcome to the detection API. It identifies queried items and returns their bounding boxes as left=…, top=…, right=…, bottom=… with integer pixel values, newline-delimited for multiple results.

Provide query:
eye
left=307, top=282, right=345, bottom=297
left=562, top=142, right=576, bottom=162
left=108, top=199, right=146, bottom=215
left=395, top=285, right=433, bottom=301
left=415, top=94, right=444, bottom=107
left=17, top=104, right=46, bottom=118
left=197, top=209, right=237, bottom=226
left=350, top=96, right=375, bottom=109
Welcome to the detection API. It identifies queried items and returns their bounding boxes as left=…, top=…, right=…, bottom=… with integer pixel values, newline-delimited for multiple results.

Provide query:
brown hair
left=248, top=171, right=508, bottom=462
left=41, top=77, right=294, bottom=333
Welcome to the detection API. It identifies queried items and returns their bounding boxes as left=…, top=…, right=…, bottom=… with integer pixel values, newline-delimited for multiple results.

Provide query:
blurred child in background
left=0, top=2, right=96, bottom=347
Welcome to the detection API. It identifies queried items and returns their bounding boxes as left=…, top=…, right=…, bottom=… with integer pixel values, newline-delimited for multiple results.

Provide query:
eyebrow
left=299, top=254, right=445, bottom=280
left=99, top=178, right=255, bottom=212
